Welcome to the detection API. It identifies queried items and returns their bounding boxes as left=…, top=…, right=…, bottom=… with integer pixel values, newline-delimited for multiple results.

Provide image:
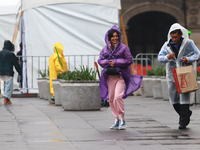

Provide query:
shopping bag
left=172, top=65, right=198, bottom=94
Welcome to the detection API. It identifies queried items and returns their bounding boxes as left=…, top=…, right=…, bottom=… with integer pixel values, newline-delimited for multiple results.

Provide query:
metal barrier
left=15, top=55, right=100, bottom=92
left=14, top=53, right=163, bottom=92
left=134, top=53, right=164, bottom=76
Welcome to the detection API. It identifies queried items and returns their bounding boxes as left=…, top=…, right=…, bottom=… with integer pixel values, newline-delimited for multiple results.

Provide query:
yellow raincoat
left=49, top=42, right=68, bottom=96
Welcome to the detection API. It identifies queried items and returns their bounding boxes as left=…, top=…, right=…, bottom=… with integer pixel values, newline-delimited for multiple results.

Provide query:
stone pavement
left=1, top=96, right=200, bottom=150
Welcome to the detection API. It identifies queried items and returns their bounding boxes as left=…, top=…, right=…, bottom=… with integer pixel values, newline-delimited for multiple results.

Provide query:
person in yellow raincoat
left=49, top=42, right=68, bottom=101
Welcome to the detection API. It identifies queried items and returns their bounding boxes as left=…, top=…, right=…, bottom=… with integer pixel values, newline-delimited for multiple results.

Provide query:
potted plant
left=37, top=68, right=51, bottom=101
left=52, top=78, right=65, bottom=106
left=152, top=67, right=166, bottom=99
left=195, top=70, right=200, bottom=104
left=142, top=68, right=155, bottom=97
left=57, top=65, right=101, bottom=110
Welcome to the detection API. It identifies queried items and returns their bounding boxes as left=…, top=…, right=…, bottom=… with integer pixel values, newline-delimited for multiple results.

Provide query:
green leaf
left=37, top=67, right=49, bottom=78
left=57, top=65, right=97, bottom=81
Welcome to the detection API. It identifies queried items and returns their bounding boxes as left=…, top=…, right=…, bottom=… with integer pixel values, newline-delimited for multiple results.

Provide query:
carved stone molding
left=187, top=24, right=200, bottom=30
left=190, top=16, right=198, bottom=24
left=122, top=0, right=183, bottom=6
left=189, top=8, right=199, bottom=15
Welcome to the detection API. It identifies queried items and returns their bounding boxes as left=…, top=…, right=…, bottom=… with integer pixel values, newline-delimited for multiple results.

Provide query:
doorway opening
left=127, top=11, right=177, bottom=57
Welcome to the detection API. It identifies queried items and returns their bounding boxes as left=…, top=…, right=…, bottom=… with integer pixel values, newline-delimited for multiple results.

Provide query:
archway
left=127, top=11, right=177, bottom=57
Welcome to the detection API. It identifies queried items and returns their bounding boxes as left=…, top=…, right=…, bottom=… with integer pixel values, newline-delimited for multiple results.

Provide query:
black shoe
left=101, top=100, right=105, bottom=107
left=179, top=104, right=192, bottom=129
left=104, top=100, right=110, bottom=107
left=101, top=100, right=109, bottom=107
left=51, top=96, right=55, bottom=102
left=179, top=125, right=186, bottom=129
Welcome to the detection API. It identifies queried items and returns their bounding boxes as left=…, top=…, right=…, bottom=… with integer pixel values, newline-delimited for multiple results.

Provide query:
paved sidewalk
left=1, top=96, right=200, bottom=150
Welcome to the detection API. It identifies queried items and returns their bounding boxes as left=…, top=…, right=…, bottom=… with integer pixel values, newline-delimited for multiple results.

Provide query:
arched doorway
left=127, top=11, right=177, bottom=57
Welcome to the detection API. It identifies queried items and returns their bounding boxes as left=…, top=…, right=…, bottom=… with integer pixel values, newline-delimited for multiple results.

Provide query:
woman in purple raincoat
left=98, top=25, right=143, bottom=130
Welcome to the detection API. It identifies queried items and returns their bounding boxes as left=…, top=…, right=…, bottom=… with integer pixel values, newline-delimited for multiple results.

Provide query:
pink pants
left=107, top=75, right=125, bottom=120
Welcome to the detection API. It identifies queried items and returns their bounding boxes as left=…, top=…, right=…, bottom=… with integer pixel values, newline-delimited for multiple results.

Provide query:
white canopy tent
left=21, top=0, right=121, bottom=11
left=22, top=0, right=121, bottom=57
left=0, top=0, right=21, bottom=50
left=0, top=0, right=121, bottom=93
left=0, top=0, right=21, bottom=93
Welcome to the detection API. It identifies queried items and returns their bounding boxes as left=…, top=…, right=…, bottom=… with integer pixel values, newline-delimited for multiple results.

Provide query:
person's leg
left=173, top=104, right=181, bottom=115
left=179, top=93, right=192, bottom=129
left=20, top=75, right=22, bottom=88
left=3, top=78, right=13, bottom=104
left=114, top=75, right=125, bottom=129
left=107, top=75, right=119, bottom=120
left=168, top=81, right=180, bottom=114
left=168, top=81, right=182, bottom=127
left=49, top=77, right=55, bottom=101
left=113, top=75, right=125, bottom=120
left=107, top=75, right=123, bottom=129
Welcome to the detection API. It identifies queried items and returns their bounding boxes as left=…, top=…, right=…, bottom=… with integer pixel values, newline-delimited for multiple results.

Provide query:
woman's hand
left=109, top=60, right=114, bottom=67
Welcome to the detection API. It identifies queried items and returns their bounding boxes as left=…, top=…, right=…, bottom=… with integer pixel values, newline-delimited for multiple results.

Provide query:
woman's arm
left=98, top=48, right=110, bottom=68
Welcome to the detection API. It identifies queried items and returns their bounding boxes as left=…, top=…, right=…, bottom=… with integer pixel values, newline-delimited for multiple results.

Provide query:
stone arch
left=127, top=11, right=177, bottom=57
left=122, top=3, right=185, bottom=30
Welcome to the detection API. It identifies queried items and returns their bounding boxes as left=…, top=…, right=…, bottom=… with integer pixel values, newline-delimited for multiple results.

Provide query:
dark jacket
left=17, top=50, right=22, bottom=65
left=0, top=40, right=21, bottom=76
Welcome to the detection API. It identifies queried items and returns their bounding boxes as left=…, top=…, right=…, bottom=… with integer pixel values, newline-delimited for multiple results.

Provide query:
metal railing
left=13, top=53, right=162, bottom=92
left=134, top=53, right=164, bottom=76
left=15, top=55, right=100, bottom=91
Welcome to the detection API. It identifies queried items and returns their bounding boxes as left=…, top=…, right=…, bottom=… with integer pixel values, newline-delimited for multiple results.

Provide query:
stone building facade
left=121, top=0, right=200, bottom=56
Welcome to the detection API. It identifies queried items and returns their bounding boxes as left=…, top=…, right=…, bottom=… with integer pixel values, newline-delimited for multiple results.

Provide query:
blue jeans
left=4, top=78, right=13, bottom=99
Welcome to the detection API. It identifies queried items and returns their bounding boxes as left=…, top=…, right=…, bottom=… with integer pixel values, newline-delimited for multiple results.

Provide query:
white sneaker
left=110, top=119, right=119, bottom=129
left=118, top=120, right=126, bottom=130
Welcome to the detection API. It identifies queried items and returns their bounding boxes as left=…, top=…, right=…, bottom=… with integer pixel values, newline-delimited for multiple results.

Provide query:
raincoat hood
left=105, top=25, right=121, bottom=46
left=3, top=40, right=14, bottom=51
left=167, top=23, right=189, bottom=42
left=53, top=42, right=64, bottom=55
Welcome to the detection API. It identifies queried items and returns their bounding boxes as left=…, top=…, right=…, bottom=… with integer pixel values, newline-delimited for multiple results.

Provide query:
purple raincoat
left=98, top=25, right=143, bottom=100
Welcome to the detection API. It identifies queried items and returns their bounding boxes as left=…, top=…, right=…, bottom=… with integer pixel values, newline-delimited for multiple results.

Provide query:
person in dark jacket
left=0, top=40, right=21, bottom=104
left=17, top=42, right=22, bottom=88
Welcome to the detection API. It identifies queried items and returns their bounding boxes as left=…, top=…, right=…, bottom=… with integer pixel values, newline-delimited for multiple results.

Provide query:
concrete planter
left=37, top=77, right=48, bottom=99
left=46, top=79, right=54, bottom=104
left=195, top=77, right=200, bottom=104
left=39, top=78, right=52, bottom=103
left=161, top=77, right=169, bottom=101
left=60, top=80, right=101, bottom=111
left=143, top=76, right=153, bottom=97
left=52, top=79, right=64, bottom=106
left=152, top=76, right=163, bottom=99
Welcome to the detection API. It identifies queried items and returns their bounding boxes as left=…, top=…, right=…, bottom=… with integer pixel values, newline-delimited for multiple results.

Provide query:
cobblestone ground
left=0, top=96, right=200, bottom=150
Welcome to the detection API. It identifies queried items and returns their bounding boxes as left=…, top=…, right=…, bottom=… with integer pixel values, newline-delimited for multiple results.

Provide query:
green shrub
left=57, top=65, right=96, bottom=81
left=154, top=67, right=166, bottom=76
left=147, top=67, right=166, bottom=76
left=37, top=67, right=49, bottom=78
left=197, top=70, right=200, bottom=77
left=147, top=68, right=155, bottom=76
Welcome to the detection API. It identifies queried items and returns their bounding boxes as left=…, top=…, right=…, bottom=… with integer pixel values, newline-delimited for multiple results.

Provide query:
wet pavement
left=1, top=96, right=200, bottom=150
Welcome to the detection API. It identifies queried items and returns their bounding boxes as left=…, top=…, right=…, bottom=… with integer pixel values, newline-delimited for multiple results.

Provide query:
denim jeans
left=4, top=78, right=13, bottom=99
